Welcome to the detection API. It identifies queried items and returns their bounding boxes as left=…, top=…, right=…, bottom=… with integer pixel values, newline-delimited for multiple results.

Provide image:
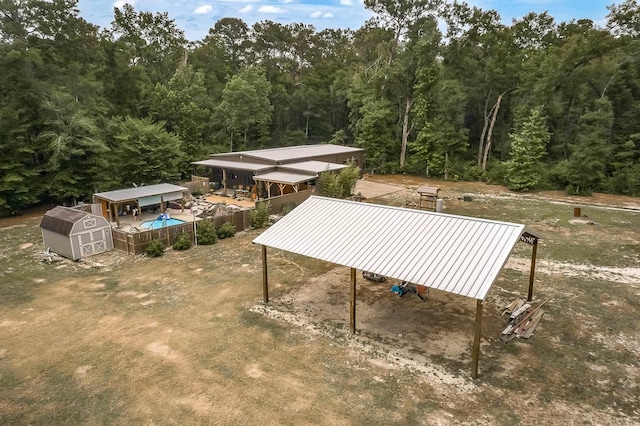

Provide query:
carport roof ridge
left=253, top=196, right=531, bottom=301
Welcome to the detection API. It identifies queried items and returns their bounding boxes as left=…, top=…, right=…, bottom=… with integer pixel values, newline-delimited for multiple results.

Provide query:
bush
left=251, top=202, right=270, bottom=228
left=196, top=219, right=218, bottom=245
left=191, top=189, right=204, bottom=197
left=146, top=240, right=165, bottom=257
left=172, top=233, right=192, bottom=251
left=280, top=203, right=298, bottom=216
left=216, top=221, right=235, bottom=239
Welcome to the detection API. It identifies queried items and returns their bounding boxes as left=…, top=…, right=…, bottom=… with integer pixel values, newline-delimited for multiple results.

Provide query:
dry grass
left=1, top=176, right=639, bottom=424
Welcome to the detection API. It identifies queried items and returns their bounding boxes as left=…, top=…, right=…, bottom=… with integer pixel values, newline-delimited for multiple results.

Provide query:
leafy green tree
left=150, top=64, right=212, bottom=174
left=106, top=117, right=183, bottom=188
left=505, top=106, right=551, bottom=191
left=217, top=67, right=272, bottom=151
left=566, top=97, right=614, bottom=194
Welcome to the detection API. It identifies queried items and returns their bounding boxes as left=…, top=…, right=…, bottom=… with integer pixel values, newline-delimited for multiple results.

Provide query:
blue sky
left=77, top=0, right=616, bottom=41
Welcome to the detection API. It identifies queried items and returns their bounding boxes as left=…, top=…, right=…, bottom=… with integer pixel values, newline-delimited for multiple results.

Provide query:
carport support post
left=350, top=268, right=356, bottom=334
left=527, top=239, right=539, bottom=302
left=472, top=300, right=483, bottom=380
left=262, top=245, right=269, bottom=303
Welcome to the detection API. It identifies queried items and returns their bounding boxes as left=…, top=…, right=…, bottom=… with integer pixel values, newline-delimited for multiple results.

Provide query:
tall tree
left=217, top=67, right=272, bottom=151
left=505, top=106, right=551, bottom=191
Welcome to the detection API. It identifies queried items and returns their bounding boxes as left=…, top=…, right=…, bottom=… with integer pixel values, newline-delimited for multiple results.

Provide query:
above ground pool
left=139, top=217, right=186, bottom=230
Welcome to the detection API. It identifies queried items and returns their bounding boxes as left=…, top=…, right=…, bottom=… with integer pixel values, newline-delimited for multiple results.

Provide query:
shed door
left=79, top=229, right=108, bottom=257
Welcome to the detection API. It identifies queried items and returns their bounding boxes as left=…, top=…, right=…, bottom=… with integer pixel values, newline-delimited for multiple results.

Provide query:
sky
left=77, top=0, right=617, bottom=42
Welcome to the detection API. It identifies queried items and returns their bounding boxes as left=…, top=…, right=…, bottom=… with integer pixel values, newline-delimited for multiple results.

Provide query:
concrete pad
left=354, top=179, right=403, bottom=199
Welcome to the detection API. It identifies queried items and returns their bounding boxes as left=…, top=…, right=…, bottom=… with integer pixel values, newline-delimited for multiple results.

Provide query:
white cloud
left=239, top=5, right=253, bottom=13
left=193, top=5, right=213, bottom=14
left=280, top=0, right=295, bottom=4
left=311, top=11, right=335, bottom=19
left=113, top=0, right=135, bottom=8
left=310, top=11, right=322, bottom=18
left=323, top=12, right=334, bottom=18
left=258, top=6, right=285, bottom=13
left=340, top=0, right=353, bottom=5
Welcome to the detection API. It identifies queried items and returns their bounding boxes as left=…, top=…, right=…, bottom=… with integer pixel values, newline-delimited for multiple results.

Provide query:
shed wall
left=41, top=229, right=76, bottom=260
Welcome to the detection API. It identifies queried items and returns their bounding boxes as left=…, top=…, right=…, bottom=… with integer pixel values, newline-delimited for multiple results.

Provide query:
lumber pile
left=500, top=298, right=550, bottom=342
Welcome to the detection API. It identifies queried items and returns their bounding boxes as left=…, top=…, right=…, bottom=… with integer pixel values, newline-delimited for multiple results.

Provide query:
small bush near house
left=172, top=233, right=192, bottom=251
left=191, top=189, right=204, bottom=198
left=280, top=203, right=298, bottom=216
left=251, top=202, right=270, bottom=229
left=146, top=240, right=165, bottom=257
left=196, top=219, right=218, bottom=245
left=217, top=222, right=235, bottom=239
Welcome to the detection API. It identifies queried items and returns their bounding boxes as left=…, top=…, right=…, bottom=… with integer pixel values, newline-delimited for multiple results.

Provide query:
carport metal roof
left=277, top=161, right=348, bottom=174
left=253, top=196, right=541, bottom=379
left=254, top=196, right=532, bottom=301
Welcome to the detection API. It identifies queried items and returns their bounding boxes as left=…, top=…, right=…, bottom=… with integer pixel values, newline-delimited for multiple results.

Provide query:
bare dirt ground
left=1, top=176, right=639, bottom=425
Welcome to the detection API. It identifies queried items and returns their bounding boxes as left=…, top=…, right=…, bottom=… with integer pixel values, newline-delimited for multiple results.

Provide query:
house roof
left=253, top=196, right=535, bottom=301
left=212, top=144, right=363, bottom=163
left=192, top=159, right=274, bottom=172
left=93, top=183, right=189, bottom=203
left=40, top=206, right=90, bottom=235
left=278, top=161, right=348, bottom=174
left=251, top=171, right=317, bottom=185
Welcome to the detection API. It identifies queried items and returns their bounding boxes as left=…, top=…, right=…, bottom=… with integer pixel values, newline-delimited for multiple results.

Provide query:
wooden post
left=262, top=245, right=269, bottom=303
left=350, top=268, right=356, bottom=334
left=472, top=300, right=483, bottom=380
left=527, top=239, right=538, bottom=302
left=115, top=202, right=120, bottom=227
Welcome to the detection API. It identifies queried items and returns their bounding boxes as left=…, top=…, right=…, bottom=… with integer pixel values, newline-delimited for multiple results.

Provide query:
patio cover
left=251, top=171, right=316, bottom=186
left=93, top=183, right=188, bottom=203
left=253, top=196, right=541, bottom=378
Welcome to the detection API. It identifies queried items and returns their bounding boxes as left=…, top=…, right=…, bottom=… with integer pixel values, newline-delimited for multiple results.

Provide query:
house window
left=83, top=218, right=97, bottom=229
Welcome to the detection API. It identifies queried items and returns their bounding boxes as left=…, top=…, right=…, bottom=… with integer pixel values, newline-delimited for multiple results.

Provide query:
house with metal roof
left=40, top=206, right=113, bottom=261
left=192, top=144, right=363, bottom=199
left=253, top=196, right=541, bottom=379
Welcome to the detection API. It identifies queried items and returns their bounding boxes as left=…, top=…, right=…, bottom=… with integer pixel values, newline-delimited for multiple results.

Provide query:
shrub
left=251, top=201, right=270, bottom=228
left=280, top=202, right=298, bottom=216
left=146, top=240, right=165, bottom=257
left=217, top=221, right=235, bottom=239
left=191, top=189, right=204, bottom=197
left=172, top=233, right=192, bottom=251
left=196, top=219, right=218, bottom=245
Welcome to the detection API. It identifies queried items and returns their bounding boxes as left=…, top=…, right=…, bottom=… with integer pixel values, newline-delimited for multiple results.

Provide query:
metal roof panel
left=253, top=196, right=527, bottom=301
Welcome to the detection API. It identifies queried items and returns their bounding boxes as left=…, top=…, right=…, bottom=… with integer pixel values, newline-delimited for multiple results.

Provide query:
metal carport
left=253, top=196, right=541, bottom=379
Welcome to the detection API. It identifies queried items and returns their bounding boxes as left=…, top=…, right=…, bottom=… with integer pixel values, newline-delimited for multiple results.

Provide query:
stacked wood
left=500, top=298, right=550, bottom=342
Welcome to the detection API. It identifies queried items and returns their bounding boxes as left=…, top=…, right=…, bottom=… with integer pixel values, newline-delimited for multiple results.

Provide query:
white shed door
left=79, top=229, right=108, bottom=257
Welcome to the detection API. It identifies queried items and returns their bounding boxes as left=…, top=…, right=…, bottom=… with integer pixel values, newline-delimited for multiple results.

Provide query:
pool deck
left=111, top=195, right=255, bottom=231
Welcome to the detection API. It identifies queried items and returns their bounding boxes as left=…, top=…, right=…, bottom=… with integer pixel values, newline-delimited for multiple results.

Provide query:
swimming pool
left=140, top=217, right=186, bottom=230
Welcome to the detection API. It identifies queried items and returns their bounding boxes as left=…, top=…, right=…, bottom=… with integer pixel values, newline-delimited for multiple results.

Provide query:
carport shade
left=253, top=196, right=541, bottom=379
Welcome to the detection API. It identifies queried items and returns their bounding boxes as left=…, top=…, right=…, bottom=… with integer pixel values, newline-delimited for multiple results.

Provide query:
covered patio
left=92, top=184, right=189, bottom=228
left=253, top=196, right=540, bottom=379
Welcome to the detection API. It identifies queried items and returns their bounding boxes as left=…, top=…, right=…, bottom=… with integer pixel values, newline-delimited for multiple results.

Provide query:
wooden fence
left=255, top=188, right=315, bottom=215
left=112, top=210, right=251, bottom=255
left=180, top=176, right=210, bottom=195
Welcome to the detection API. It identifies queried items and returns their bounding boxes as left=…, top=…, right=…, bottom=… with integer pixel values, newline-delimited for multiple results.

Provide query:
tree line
left=1, top=0, right=639, bottom=215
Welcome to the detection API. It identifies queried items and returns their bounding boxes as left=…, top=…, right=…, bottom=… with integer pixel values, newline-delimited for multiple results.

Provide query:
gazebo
left=253, top=196, right=541, bottom=379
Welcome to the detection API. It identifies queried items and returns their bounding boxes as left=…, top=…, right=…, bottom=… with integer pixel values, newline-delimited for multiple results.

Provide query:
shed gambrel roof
left=40, top=206, right=90, bottom=236
left=253, top=196, right=534, bottom=301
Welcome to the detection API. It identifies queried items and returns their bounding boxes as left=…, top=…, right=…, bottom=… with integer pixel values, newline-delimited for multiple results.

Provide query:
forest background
left=1, top=0, right=639, bottom=216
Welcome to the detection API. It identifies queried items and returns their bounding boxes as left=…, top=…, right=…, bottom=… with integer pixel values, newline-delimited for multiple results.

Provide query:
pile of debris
left=500, top=298, right=550, bottom=342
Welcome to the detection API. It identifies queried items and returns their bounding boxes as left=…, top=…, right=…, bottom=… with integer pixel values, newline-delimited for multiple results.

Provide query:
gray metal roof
left=212, top=144, right=363, bottom=163
left=192, top=159, right=274, bottom=172
left=93, top=183, right=189, bottom=203
left=253, top=196, right=529, bottom=301
left=278, top=161, right=348, bottom=174
left=252, top=171, right=316, bottom=185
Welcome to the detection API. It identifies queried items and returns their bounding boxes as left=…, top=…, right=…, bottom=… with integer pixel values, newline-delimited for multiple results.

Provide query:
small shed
left=40, top=206, right=113, bottom=261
